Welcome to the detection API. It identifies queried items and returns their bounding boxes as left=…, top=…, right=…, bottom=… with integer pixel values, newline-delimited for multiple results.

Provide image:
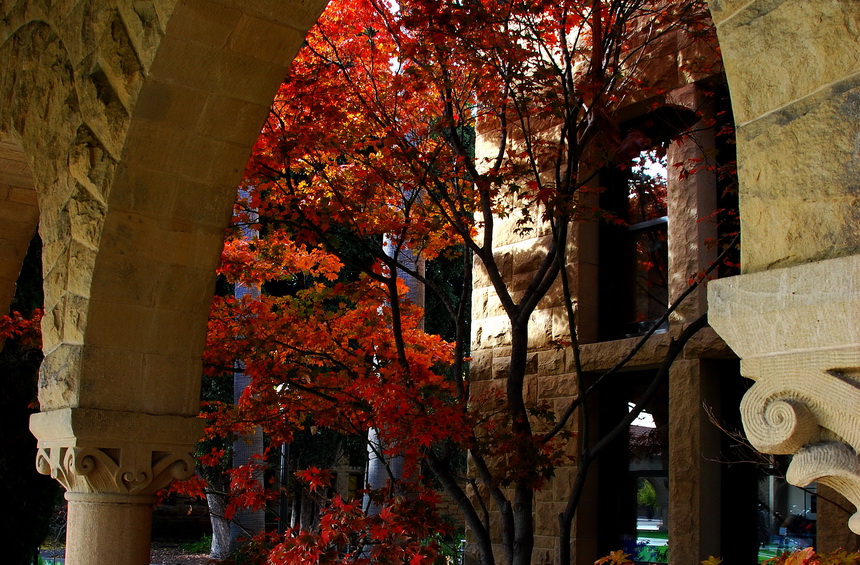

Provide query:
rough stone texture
left=710, top=0, right=860, bottom=272
left=1, top=0, right=325, bottom=418
left=709, top=255, right=860, bottom=363
left=667, top=360, right=722, bottom=565
left=666, top=86, right=717, bottom=322
left=705, top=0, right=860, bottom=538
left=735, top=77, right=860, bottom=271
left=817, top=485, right=860, bottom=554
left=0, top=135, right=38, bottom=317
left=711, top=0, right=860, bottom=125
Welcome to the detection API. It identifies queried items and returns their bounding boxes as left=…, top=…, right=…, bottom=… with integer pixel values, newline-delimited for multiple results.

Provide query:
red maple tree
left=192, top=1, right=727, bottom=564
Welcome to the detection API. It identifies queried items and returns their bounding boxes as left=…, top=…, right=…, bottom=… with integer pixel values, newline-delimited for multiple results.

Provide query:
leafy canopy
left=187, top=0, right=721, bottom=563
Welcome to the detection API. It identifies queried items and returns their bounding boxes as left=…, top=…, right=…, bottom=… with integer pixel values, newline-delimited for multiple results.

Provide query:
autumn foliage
left=188, top=0, right=724, bottom=564
left=0, top=309, right=42, bottom=350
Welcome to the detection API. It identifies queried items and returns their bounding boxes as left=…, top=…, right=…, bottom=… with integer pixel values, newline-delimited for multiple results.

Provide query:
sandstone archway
left=2, top=2, right=328, bottom=564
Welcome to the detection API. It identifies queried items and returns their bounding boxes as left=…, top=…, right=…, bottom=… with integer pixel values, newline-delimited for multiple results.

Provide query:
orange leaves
left=763, top=548, right=860, bottom=565
left=595, top=550, right=633, bottom=565
left=205, top=222, right=467, bottom=473
left=219, top=236, right=342, bottom=286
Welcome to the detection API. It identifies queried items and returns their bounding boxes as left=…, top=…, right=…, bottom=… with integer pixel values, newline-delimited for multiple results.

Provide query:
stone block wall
left=470, top=77, right=747, bottom=563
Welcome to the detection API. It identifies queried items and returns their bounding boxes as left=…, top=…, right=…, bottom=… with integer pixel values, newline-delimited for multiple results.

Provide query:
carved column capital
left=709, top=254, right=860, bottom=534
left=35, top=445, right=195, bottom=502
left=30, top=407, right=203, bottom=503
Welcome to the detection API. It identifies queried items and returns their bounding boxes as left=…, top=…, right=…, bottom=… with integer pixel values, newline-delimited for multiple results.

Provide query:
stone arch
left=2, top=2, right=331, bottom=417
left=64, top=0, right=329, bottom=418
left=0, top=17, right=79, bottom=319
left=1, top=2, right=328, bottom=563
left=0, top=133, right=39, bottom=317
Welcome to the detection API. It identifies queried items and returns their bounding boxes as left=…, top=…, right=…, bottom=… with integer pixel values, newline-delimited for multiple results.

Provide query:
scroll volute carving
left=741, top=369, right=860, bottom=534
left=35, top=444, right=195, bottom=501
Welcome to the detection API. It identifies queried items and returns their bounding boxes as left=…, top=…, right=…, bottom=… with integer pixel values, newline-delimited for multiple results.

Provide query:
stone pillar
left=706, top=0, right=860, bottom=540
left=816, top=485, right=860, bottom=554
left=668, top=360, right=721, bottom=564
left=30, top=408, right=202, bottom=565
left=664, top=83, right=722, bottom=564
left=666, top=84, right=717, bottom=324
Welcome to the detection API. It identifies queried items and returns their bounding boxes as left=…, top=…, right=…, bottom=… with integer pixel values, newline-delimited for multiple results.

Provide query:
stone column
left=664, top=83, right=722, bottom=562
left=705, top=0, right=860, bottom=542
left=817, top=486, right=860, bottom=554
left=30, top=408, right=202, bottom=565
left=668, top=359, right=721, bottom=564
left=665, top=84, right=718, bottom=324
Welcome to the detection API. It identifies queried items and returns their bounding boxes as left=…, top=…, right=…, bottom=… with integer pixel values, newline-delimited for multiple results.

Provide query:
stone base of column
left=65, top=495, right=154, bottom=565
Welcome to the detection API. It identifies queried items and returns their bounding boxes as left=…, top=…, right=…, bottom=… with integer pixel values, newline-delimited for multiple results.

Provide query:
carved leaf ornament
left=36, top=445, right=195, bottom=501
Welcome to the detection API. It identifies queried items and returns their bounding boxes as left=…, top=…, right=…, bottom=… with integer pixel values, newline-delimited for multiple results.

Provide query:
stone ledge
left=30, top=406, right=204, bottom=447
left=708, top=253, right=860, bottom=362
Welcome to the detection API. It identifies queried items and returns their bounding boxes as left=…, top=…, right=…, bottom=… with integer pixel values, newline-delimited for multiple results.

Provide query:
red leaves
left=163, top=474, right=207, bottom=500
left=295, top=466, right=333, bottom=493
left=264, top=489, right=447, bottom=564
left=198, top=0, right=728, bottom=561
left=225, top=462, right=273, bottom=521
left=0, top=309, right=42, bottom=349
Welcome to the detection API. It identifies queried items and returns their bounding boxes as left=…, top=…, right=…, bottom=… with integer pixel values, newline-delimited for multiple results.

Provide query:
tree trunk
left=207, top=492, right=232, bottom=560
left=363, top=427, right=405, bottom=514
left=229, top=276, right=267, bottom=549
left=230, top=391, right=266, bottom=549
left=363, top=237, right=422, bottom=514
left=508, top=323, right=536, bottom=565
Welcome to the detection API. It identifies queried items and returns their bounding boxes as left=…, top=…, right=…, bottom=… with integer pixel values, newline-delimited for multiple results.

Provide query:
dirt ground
left=41, top=545, right=213, bottom=565
left=150, top=544, right=214, bottom=565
